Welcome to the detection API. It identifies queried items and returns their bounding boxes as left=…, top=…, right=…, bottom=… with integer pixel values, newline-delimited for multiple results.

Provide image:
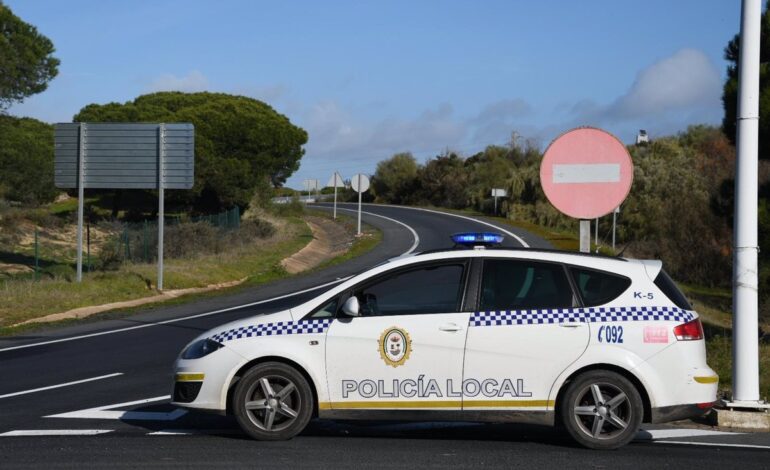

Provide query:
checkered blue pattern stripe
left=470, top=306, right=694, bottom=327
left=210, top=319, right=332, bottom=343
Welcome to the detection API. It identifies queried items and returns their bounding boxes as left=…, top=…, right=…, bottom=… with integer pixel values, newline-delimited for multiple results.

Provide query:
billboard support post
left=76, top=123, right=86, bottom=282
left=157, top=123, right=166, bottom=291
left=579, top=220, right=590, bottom=253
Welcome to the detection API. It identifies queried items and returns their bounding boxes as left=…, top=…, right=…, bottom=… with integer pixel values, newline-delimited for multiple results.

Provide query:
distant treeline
left=0, top=92, right=308, bottom=216
left=365, top=126, right=755, bottom=299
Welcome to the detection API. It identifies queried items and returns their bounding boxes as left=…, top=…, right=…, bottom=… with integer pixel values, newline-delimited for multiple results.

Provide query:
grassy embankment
left=0, top=200, right=381, bottom=334
left=424, top=205, right=769, bottom=401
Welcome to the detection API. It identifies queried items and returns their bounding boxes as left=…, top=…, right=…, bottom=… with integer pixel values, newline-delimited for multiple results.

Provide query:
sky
left=6, top=0, right=741, bottom=189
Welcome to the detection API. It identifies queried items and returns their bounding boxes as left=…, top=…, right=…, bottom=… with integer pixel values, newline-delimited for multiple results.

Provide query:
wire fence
left=28, top=207, right=242, bottom=280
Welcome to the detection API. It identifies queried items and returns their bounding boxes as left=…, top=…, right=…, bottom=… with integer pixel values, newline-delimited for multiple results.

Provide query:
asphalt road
left=0, top=204, right=767, bottom=468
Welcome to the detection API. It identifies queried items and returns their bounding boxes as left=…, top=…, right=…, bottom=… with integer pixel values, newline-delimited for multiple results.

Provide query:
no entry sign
left=540, top=127, right=633, bottom=219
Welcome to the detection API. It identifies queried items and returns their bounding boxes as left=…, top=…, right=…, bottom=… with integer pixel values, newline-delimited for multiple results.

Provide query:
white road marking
left=0, top=277, right=350, bottom=354
left=653, top=440, right=770, bottom=450
left=0, top=429, right=113, bottom=436
left=46, top=395, right=186, bottom=421
left=148, top=429, right=241, bottom=436
left=636, top=428, right=744, bottom=440
left=332, top=207, right=420, bottom=254
left=0, top=373, right=123, bottom=399
left=360, top=204, right=530, bottom=248
left=553, top=163, right=620, bottom=184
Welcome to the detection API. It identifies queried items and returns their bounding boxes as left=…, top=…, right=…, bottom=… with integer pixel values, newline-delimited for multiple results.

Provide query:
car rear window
left=569, top=267, right=631, bottom=307
left=480, top=259, right=574, bottom=311
left=654, top=269, right=692, bottom=310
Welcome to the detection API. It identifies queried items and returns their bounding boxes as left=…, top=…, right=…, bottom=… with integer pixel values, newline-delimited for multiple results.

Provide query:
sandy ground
left=281, top=216, right=352, bottom=274
left=10, top=215, right=352, bottom=327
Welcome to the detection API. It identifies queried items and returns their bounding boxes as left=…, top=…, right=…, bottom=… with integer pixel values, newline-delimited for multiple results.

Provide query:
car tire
left=559, top=370, right=643, bottom=450
left=233, top=362, right=314, bottom=441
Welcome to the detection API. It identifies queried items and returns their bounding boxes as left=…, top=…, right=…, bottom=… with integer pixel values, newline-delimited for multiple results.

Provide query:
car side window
left=570, top=267, right=631, bottom=307
left=352, top=263, right=466, bottom=316
left=309, top=298, right=339, bottom=318
left=480, top=259, right=574, bottom=311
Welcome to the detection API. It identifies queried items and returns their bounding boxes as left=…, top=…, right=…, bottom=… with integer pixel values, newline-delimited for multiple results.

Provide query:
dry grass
left=0, top=217, right=310, bottom=329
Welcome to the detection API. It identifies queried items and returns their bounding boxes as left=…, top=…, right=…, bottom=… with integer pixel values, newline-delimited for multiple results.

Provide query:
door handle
left=559, top=322, right=585, bottom=328
left=439, top=323, right=463, bottom=332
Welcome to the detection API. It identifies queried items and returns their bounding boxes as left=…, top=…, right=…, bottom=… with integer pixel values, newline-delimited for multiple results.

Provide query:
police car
left=171, top=232, right=717, bottom=450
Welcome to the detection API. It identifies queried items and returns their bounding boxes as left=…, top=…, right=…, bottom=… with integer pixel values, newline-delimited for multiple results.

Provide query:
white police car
left=172, top=232, right=717, bottom=449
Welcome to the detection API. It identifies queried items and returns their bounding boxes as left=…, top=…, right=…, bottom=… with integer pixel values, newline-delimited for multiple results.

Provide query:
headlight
left=181, top=338, right=223, bottom=359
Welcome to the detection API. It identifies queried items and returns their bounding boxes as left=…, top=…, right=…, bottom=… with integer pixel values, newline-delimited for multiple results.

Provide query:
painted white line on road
left=333, top=207, right=420, bottom=255
left=636, top=428, right=744, bottom=441
left=0, top=373, right=123, bottom=399
left=0, top=429, right=114, bottom=437
left=0, top=277, right=350, bottom=354
left=553, top=163, right=620, bottom=184
left=653, top=440, right=770, bottom=450
left=355, top=203, right=530, bottom=248
left=46, top=395, right=186, bottom=421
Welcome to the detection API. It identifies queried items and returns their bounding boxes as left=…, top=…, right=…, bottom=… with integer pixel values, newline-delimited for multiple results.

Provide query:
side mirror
left=342, top=296, right=360, bottom=317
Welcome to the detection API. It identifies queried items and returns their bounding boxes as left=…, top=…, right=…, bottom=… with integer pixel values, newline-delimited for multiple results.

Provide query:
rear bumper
left=650, top=403, right=714, bottom=424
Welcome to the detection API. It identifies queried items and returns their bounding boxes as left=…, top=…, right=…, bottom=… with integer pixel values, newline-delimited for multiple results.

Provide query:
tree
left=74, top=92, right=308, bottom=213
left=0, top=2, right=60, bottom=109
left=721, top=0, right=770, bottom=158
left=371, top=152, right=419, bottom=204
left=0, top=114, right=56, bottom=204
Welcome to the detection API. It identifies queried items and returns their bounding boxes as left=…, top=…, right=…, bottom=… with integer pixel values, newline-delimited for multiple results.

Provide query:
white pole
left=595, top=217, right=599, bottom=252
left=333, top=183, right=338, bottom=219
left=732, top=0, right=761, bottom=404
left=75, top=123, right=86, bottom=282
left=157, top=124, right=166, bottom=292
left=612, top=209, right=617, bottom=251
left=357, top=174, right=362, bottom=236
left=579, top=220, right=590, bottom=253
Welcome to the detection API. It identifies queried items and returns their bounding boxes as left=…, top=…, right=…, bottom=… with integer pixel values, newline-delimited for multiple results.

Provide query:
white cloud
left=609, top=48, right=721, bottom=118
left=146, top=70, right=209, bottom=93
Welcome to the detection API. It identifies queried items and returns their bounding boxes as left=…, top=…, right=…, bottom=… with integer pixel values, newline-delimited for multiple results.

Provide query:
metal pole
left=612, top=210, right=617, bottom=251
left=595, top=217, right=599, bottom=252
left=333, top=182, right=338, bottom=219
left=494, top=196, right=498, bottom=215
left=34, top=227, right=39, bottom=282
left=732, top=0, right=761, bottom=404
left=76, top=123, right=86, bottom=282
left=579, top=220, right=590, bottom=253
left=143, top=220, right=148, bottom=262
left=357, top=174, right=362, bottom=236
left=157, top=124, right=166, bottom=291
left=87, top=223, right=91, bottom=272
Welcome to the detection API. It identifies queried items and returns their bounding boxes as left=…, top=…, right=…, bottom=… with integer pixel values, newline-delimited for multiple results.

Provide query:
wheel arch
left=553, top=363, right=652, bottom=424
left=226, top=356, right=320, bottom=418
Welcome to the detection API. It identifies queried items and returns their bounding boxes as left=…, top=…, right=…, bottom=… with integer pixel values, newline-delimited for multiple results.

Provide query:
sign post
left=491, top=188, right=507, bottom=215
left=612, top=206, right=620, bottom=250
left=55, top=122, right=194, bottom=289
left=351, top=173, right=370, bottom=236
left=540, top=127, right=633, bottom=253
left=326, top=172, right=345, bottom=219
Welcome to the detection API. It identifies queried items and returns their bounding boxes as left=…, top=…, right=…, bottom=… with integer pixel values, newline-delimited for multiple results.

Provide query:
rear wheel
left=560, top=370, right=643, bottom=450
left=233, top=362, right=314, bottom=441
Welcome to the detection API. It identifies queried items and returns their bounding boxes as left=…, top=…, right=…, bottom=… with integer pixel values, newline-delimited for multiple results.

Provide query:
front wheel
left=233, top=362, right=314, bottom=441
left=559, top=370, right=643, bottom=450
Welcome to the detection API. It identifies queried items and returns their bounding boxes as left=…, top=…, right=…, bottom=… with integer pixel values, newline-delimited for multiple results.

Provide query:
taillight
left=673, top=318, right=704, bottom=341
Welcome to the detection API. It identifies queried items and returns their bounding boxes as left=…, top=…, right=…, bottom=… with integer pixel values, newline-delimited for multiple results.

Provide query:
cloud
left=146, top=70, right=209, bottom=92
left=608, top=48, right=721, bottom=118
left=471, top=98, right=534, bottom=144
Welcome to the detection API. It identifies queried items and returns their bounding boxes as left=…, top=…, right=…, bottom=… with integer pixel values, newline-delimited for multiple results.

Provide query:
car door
left=462, top=258, right=589, bottom=411
left=324, top=260, right=471, bottom=412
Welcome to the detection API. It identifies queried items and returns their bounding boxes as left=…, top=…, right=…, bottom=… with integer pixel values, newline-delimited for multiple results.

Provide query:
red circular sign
left=540, top=127, right=633, bottom=219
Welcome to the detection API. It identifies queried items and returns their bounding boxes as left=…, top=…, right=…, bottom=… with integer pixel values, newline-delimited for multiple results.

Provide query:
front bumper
left=170, top=346, right=245, bottom=412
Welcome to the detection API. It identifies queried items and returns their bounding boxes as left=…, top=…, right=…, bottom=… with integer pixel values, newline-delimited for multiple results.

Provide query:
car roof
left=385, top=246, right=657, bottom=276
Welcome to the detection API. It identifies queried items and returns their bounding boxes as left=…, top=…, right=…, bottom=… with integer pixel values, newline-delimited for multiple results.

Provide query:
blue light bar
left=451, top=232, right=504, bottom=246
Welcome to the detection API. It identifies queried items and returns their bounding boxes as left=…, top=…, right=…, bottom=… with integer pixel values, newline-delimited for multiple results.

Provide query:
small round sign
left=540, top=127, right=633, bottom=219
left=351, top=173, right=370, bottom=193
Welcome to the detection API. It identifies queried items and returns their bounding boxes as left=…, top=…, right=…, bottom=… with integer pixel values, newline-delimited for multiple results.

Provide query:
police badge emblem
left=378, top=326, right=412, bottom=367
